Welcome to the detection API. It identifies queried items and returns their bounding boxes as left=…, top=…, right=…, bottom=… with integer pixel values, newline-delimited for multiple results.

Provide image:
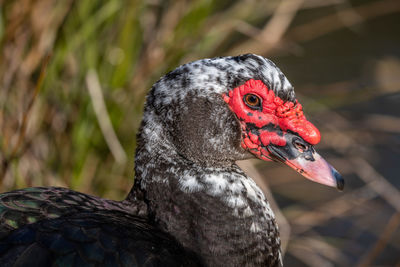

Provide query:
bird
left=0, top=54, right=343, bottom=267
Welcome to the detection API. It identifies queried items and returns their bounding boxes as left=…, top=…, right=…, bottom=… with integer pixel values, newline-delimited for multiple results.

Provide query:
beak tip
left=332, top=168, right=344, bottom=191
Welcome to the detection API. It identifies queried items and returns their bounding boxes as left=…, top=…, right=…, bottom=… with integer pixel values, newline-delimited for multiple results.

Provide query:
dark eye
left=293, top=138, right=308, bottom=152
left=244, top=94, right=262, bottom=110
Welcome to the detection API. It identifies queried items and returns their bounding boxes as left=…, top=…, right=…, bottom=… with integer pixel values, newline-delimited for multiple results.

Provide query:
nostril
left=304, top=153, right=314, bottom=161
left=293, top=139, right=308, bottom=152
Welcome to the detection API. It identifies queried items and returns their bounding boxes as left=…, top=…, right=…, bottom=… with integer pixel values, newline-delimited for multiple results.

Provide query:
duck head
left=143, top=54, right=343, bottom=190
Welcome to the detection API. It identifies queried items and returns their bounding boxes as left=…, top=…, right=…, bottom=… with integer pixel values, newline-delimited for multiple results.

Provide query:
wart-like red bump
left=223, top=79, right=321, bottom=153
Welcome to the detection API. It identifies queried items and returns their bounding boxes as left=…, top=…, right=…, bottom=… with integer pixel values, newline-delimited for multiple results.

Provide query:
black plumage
left=0, top=209, right=201, bottom=266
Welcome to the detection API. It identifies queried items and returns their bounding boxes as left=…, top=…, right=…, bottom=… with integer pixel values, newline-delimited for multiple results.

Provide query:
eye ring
left=244, top=94, right=262, bottom=110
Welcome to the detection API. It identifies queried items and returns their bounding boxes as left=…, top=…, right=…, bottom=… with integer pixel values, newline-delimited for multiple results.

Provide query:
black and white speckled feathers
left=129, top=54, right=294, bottom=266
left=0, top=54, right=295, bottom=267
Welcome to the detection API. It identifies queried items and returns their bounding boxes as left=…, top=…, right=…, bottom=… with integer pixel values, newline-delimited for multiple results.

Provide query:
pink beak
left=285, top=151, right=344, bottom=190
left=261, top=132, right=344, bottom=191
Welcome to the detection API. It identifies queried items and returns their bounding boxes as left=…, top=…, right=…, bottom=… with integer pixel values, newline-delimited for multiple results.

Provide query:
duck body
left=0, top=54, right=343, bottom=266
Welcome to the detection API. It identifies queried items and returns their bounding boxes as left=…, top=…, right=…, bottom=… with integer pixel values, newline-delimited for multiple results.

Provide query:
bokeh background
left=0, top=0, right=399, bottom=266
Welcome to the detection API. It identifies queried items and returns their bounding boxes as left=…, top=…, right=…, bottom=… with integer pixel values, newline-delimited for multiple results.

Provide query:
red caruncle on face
left=223, top=79, right=321, bottom=155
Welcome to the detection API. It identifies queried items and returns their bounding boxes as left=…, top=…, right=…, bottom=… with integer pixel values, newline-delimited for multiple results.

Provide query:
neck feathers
left=130, top=113, right=282, bottom=266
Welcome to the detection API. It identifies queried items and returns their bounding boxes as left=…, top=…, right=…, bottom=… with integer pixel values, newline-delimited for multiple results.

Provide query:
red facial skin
left=223, top=79, right=321, bottom=160
left=223, top=79, right=344, bottom=190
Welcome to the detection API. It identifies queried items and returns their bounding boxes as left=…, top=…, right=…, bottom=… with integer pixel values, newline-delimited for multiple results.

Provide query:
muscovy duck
left=0, top=54, right=343, bottom=267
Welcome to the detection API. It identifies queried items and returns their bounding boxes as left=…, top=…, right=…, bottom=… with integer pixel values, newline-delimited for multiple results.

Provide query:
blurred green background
left=1, top=0, right=399, bottom=266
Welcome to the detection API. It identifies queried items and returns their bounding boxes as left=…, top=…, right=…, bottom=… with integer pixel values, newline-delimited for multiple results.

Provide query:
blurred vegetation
left=1, top=0, right=400, bottom=265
